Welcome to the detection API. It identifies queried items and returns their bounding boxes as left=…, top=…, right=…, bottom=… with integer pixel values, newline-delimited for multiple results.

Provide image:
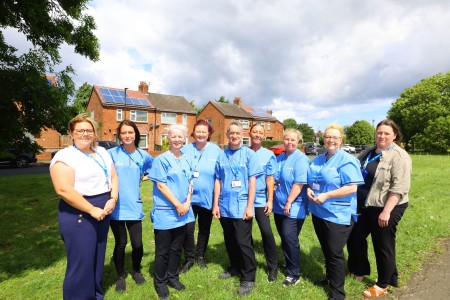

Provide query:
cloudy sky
left=4, top=0, right=450, bottom=131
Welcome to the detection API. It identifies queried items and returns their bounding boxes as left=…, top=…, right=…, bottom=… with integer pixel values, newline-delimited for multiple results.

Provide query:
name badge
left=193, top=171, right=200, bottom=178
left=312, top=183, right=320, bottom=191
left=232, top=180, right=242, bottom=187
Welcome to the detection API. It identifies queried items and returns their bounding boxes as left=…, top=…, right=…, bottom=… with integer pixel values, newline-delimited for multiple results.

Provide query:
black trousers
left=312, top=215, right=353, bottom=300
left=183, top=205, right=213, bottom=261
left=154, top=225, right=186, bottom=289
left=274, top=213, right=305, bottom=279
left=220, top=217, right=257, bottom=282
left=110, top=220, right=143, bottom=277
left=347, top=203, right=407, bottom=288
left=254, top=207, right=278, bottom=271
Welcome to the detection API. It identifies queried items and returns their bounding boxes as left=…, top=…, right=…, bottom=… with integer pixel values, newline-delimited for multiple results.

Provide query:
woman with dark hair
left=107, top=120, right=153, bottom=291
left=347, top=119, right=412, bottom=298
left=179, top=120, right=222, bottom=272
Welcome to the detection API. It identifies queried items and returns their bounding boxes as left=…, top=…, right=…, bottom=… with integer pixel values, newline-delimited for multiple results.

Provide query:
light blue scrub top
left=215, top=146, right=264, bottom=219
left=253, top=147, right=277, bottom=208
left=181, top=142, right=222, bottom=210
left=149, top=151, right=195, bottom=230
left=307, top=149, right=364, bottom=225
left=273, top=149, right=310, bottom=219
left=108, top=147, right=153, bottom=220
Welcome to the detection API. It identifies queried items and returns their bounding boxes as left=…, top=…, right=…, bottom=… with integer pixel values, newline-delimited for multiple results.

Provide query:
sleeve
left=388, top=152, right=412, bottom=196
left=293, top=155, right=309, bottom=184
left=214, top=154, right=222, bottom=180
left=148, top=156, right=167, bottom=183
left=339, top=157, right=364, bottom=185
left=265, top=153, right=277, bottom=177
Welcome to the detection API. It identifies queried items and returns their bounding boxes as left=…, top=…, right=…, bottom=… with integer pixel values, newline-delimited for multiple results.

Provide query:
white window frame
left=161, top=134, right=168, bottom=145
left=90, top=110, right=94, bottom=119
left=139, top=134, right=148, bottom=148
left=116, top=109, right=122, bottom=121
left=161, top=112, right=177, bottom=124
left=130, top=110, right=148, bottom=123
left=239, top=119, right=249, bottom=129
left=182, top=114, right=187, bottom=125
left=242, top=137, right=250, bottom=146
left=257, top=121, right=265, bottom=127
left=268, top=122, right=271, bottom=131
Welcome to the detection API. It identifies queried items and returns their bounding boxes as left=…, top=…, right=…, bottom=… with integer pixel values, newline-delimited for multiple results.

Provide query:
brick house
left=86, top=81, right=197, bottom=153
left=198, top=97, right=284, bottom=148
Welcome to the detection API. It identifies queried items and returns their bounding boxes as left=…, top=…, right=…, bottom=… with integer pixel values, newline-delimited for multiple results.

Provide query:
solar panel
left=99, top=88, right=152, bottom=107
left=249, top=106, right=273, bottom=118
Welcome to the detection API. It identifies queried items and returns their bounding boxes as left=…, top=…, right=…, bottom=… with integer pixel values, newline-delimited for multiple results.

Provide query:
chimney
left=138, top=81, right=149, bottom=94
left=266, top=109, right=272, bottom=115
left=233, top=97, right=242, bottom=107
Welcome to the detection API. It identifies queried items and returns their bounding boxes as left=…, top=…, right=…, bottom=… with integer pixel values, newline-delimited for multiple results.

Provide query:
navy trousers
left=58, top=192, right=111, bottom=300
left=254, top=207, right=279, bottom=271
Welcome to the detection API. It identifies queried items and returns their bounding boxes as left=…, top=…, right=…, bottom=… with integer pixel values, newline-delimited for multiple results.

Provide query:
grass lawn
left=0, top=154, right=449, bottom=299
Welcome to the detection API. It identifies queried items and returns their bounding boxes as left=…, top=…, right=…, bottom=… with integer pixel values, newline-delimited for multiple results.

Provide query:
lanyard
left=170, top=151, right=192, bottom=182
left=73, top=145, right=109, bottom=182
left=225, top=147, right=243, bottom=179
left=120, top=145, right=144, bottom=175
left=192, top=142, right=208, bottom=171
left=362, top=145, right=394, bottom=170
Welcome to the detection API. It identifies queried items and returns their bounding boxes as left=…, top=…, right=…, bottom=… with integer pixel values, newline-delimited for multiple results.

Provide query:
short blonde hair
left=284, top=128, right=303, bottom=143
left=324, top=123, right=346, bottom=144
left=69, top=113, right=98, bottom=148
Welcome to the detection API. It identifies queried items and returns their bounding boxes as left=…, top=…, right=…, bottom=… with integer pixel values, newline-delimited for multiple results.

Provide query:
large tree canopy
left=388, top=72, right=450, bottom=151
left=0, top=0, right=99, bottom=151
left=72, top=82, right=93, bottom=113
left=344, top=120, right=374, bottom=145
left=282, top=118, right=315, bottom=142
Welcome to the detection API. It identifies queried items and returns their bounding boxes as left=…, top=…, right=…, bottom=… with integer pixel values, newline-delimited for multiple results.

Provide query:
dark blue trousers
left=274, top=213, right=305, bottom=279
left=58, top=192, right=110, bottom=300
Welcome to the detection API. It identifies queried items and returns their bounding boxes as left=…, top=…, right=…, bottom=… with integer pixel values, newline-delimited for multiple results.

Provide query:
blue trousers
left=58, top=192, right=110, bottom=300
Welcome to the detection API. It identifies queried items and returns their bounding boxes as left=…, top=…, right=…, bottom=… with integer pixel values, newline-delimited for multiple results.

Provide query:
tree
left=388, top=72, right=450, bottom=151
left=72, top=82, right=93, bottom=113
left=282, top=118, right=315, bottom=142
left=345, top=120, right=374, bottom=145
left=216, top=96, right=229, bottom=103
left=417, top=116, right=450, bottom=153
left=283, top=118, right=298, bottom=130
left=189, top=100, right=204, bottom=114
left=0, top=0, right=99, bottom=151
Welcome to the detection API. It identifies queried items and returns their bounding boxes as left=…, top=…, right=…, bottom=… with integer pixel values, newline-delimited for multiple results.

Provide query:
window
left=130, top=110, right=148, bottom=122
left=268, top=122, right=271, bottom=131
left=90, top=110, right=94, bottom=119
left=162, top=112, right=177, bottom=124
left=182, top=114, right=187, bottom=125
left=257, top=121, right=265, bottom=127
left=242, top=137, right=250, bottom=146
left=116, top=109, right=122, bottom=121
left=206, top=119, right=212, bottom=125
left=161, top=134, right=168, bottom=145
left=239, top=119, right=249, bottom=129
left=139, top=135, right=148, bottom=148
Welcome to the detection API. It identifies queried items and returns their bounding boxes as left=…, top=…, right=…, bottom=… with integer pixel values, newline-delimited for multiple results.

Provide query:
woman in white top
left=50, top=113, right=119, bottom=300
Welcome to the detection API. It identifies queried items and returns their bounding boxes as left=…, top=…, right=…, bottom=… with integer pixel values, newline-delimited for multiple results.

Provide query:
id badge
left=361, top=168, right=368, bottom=179
left=193, top=171, right=200, bottom=178
left=312, top=183, right=320, bottom=191
left=232, top=180, right=242, bottom=188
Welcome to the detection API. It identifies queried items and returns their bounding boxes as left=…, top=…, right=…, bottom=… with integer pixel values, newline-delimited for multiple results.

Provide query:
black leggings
left=110, top=220, right=143, bottom=277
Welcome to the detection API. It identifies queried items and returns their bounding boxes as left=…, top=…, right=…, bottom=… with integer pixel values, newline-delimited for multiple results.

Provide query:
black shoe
left=168, top=280, right=186, bottom=291
left=156, top=286, right=170, bottom=300
left=283, top=276, right=300, bottom=287
left=238, top=281, right=255, bottom=296
left=115, top=276, right=126, bottom=291
left=219, top=268, right=239, bottom=279
left=315, top=278, right=329, bottom=286
left=268, top=268, right=278, bottom=283
left=132, top=272, right=146, bottom=285
left=179, top=260, right=194, bottom=273
left=196, top=257, right=207, bottom=269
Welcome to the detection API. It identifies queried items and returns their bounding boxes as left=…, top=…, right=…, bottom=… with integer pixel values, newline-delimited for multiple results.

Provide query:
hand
left=103, top=199, right=116, bottom=215
left=243, top=206, right=254, bottom=220
left=264, top=202, right=273, bottom=216
left=378, top=211, right=391, bottom=228
left=306, top=188, right=315, bottom=201
left=176, top=202, right=189, bottom=217
left=283, top=202, right=291, bottom=216
left=89, top=207, right=107, bottom=221
left=311, top=193, right=328, bottom=204
left=212, top=205, right=221, bottom=219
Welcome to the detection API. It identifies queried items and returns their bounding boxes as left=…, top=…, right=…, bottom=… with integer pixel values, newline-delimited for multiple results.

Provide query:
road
left=0, top=162, right=50, bottom=176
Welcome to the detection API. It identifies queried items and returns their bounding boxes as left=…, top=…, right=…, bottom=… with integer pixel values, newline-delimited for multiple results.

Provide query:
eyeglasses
left=324, top=136, right=341, bottom=141
left=74, top=129, right=94, bottom=135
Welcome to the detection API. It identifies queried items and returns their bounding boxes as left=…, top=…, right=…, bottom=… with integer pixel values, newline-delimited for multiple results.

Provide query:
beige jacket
left=361, top=144, right=412, bottom=208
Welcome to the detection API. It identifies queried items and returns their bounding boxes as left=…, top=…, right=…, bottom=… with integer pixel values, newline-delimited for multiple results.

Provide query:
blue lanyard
left=120, top=145, right=144, bottom=175
left=192, top=142, right=208, bottom=171
left=73, top=145, right=109, bottom=182
left=170, top=151, right=192, bottom=182
left=225, top=147, right=243, bottom=179
left=362, top=145, right=394, bottom=170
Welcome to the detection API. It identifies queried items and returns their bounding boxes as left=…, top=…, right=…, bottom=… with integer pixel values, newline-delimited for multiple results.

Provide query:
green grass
left=1, top=154, right=449, bottom=299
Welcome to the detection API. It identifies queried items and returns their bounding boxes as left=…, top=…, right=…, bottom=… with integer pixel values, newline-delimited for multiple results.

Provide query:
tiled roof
left=209, top=101, right=252, bottom=118
left=242, top=105, right=276, bottom=120
left=147, top=93, right=197, bottom=114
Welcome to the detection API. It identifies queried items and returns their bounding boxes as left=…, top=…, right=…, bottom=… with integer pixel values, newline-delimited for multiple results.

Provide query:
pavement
left=0, top=162, right=50, bottom=176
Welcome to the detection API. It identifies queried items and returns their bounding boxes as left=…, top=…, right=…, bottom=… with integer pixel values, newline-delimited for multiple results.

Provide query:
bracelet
left=111, top=197, right=118, bottom=203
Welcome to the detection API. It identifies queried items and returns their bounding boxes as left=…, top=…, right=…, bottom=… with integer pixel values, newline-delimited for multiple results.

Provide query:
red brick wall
left=198, top=103, right=227, bottom=147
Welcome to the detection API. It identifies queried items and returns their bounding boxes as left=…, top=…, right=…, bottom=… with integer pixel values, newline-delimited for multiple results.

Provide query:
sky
left=3, top=0, right=450, bottom=131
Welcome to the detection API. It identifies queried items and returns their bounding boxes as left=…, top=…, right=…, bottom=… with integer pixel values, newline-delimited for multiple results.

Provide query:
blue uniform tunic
left=215, top=146, right=264, bottom=219
left=149, top=151, right=194, bottom=230
left=273, top=149, right=310, bottom=219
left=108, top=146, right=153, bottom=220
left=307, top=149, right=364, bottom=225
left=181, top=142, right=222, bottom=210
left=253, top=147, right=277, bottom=208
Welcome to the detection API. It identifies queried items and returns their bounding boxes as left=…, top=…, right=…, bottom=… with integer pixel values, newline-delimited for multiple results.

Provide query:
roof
left=209, top=101, right=252, bottom=119
left=242, top=105, right=276, bottom=120
left=93, top=85, right=154, bottom=109
left=147, top=93, right=197, bottom=114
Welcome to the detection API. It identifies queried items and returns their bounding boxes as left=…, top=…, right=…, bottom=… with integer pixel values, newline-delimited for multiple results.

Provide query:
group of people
left=50, top=114, right=411, bottom=300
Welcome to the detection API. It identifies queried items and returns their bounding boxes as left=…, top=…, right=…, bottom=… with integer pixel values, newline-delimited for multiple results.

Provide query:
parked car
left=354, top=144, right=370, bottom=153
left=305, top=142, right=320, bottom=155
left=316, top=145, right=327, bottom=155
left=0, top=149, right=38, bottom=168
left=51, top=140, right=119, bottom=159
left=268, top=144, right=286, bottom=156
left=342, top=144, right=356, bottom=154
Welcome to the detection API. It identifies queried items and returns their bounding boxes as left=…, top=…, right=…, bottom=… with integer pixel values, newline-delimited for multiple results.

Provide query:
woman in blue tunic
left=273, top=128, right=310, bottom=287
left=108, top=120, right=153, bottom=291
left=249, top=123, right=279, bottom=282
left=307, top=123, right=364, bottom=300
left=179, top=120, right=222, bottom=272
left=148, top=124, right=194, bottom=300
left=212, top=121, right=264, bottom=296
